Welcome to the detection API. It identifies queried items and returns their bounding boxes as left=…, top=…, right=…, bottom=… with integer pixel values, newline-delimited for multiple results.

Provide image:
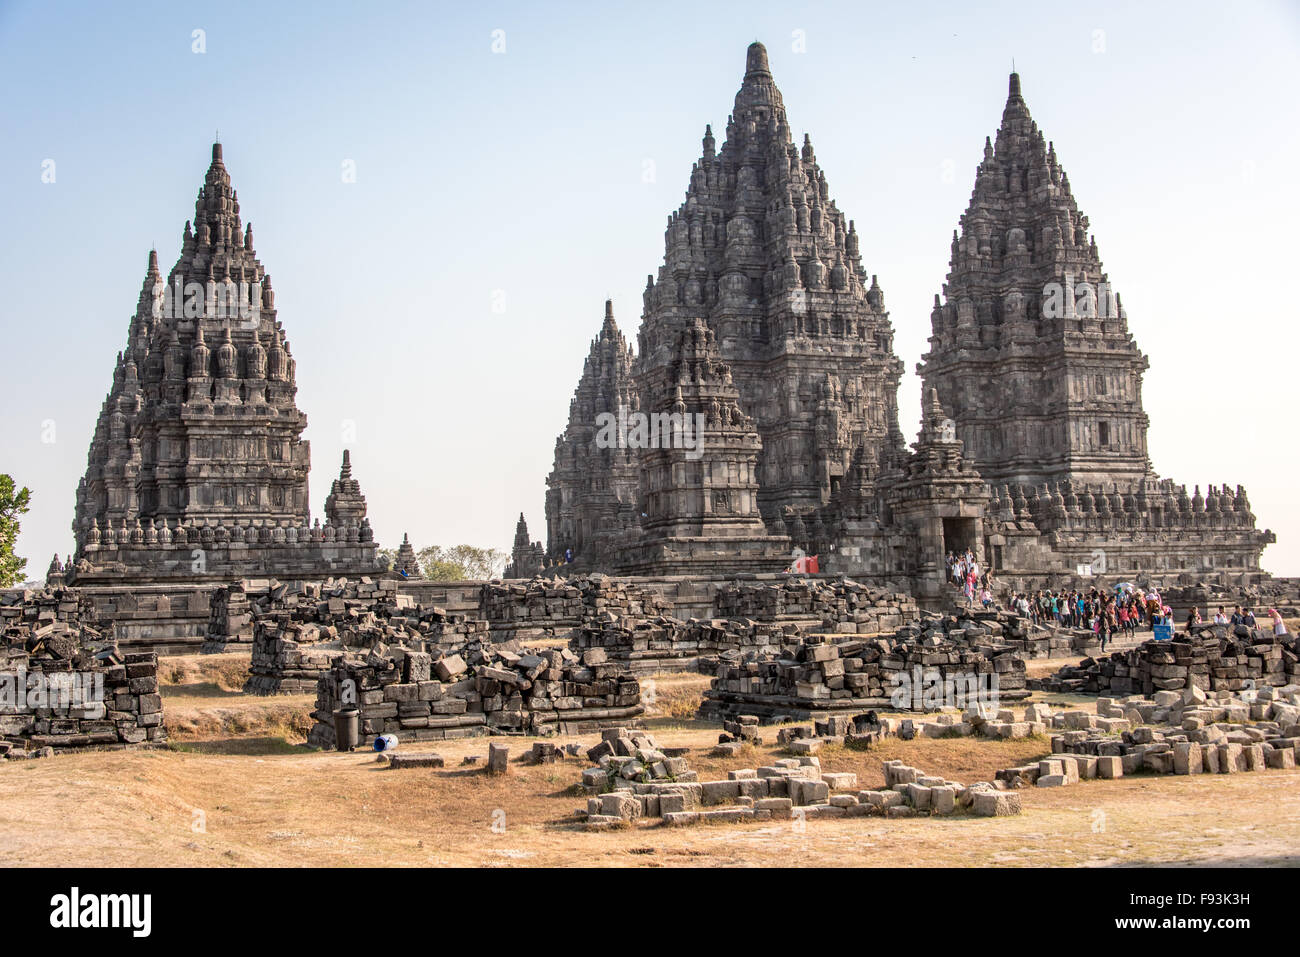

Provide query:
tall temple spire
left=545, top=300, right=639, bottom=568
left=633, top=39, right=904, bottom=532
left=730, top=39, right=786, bottom=130
left=918, top=71, right=1151, bottom=490
left=74, top=142, right=313, bottom=559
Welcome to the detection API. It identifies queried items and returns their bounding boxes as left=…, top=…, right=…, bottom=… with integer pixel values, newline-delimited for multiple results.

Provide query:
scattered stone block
left=387, top=752, right=445, bottom=769
left=971, top=791, right=1021, bottom=817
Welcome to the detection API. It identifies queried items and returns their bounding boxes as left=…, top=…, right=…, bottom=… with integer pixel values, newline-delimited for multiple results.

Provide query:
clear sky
left=2, top=0, right=1297, bottom=579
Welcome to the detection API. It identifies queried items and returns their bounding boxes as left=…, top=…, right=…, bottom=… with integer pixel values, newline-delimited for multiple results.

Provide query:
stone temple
left=919, top=72, right=1150, bottom=490
left=47, top=44, right=1277, bottom=635
left=68, top=143, right=381, bottom=587
left=537, top=43, right=1273, bottom=597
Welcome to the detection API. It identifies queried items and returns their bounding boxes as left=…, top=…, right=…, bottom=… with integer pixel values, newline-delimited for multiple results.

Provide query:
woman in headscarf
left=1269, top=609, right=1289, bottom=637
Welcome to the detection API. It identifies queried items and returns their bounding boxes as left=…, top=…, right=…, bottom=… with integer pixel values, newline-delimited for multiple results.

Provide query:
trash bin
left=332, top=707, right=359, bottom=752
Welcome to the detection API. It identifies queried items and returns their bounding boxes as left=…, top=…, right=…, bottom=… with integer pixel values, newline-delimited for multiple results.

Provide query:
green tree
left=416, top=544, right=508, bottom=581
left=0, top=475, right=33, bottom=587
left=376, top=543, right=507, bottom=581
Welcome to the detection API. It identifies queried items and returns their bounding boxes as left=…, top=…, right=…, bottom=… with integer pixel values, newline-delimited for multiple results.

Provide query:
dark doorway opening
left=943, top=517, right=978, bottom=556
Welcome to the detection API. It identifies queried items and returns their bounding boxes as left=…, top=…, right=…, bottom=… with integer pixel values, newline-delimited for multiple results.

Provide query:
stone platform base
left=305, top=705, right=644, bottom=749
left=698, top=690, right=1032, bottom=722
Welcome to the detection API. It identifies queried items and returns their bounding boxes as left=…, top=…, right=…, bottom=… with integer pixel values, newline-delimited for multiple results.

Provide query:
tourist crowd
left=943, top=552, right=1289, bottom=653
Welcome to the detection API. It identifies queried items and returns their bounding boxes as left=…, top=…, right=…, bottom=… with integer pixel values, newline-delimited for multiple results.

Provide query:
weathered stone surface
left=487, top=743, right=510, bottom=775
left=387, top=752, right=445, bottom=769
left=971, top=791, right=1022, bottom=817
left=70, top=145, right=381, bottom=589
left=0, top=590, right=166, bottom=751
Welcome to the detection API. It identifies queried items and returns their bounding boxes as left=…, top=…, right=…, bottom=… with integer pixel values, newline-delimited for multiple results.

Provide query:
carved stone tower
left=616, top=319, right=789, bottom=575
left=637, top=42, right=906, bottom=524
left=71, top=143, right=378, bottom=584
left=324, top=450, right=367, bottom=527
left=544, top=300, right=641, bottom=569
left=918, top=73, right=1152, bottom=489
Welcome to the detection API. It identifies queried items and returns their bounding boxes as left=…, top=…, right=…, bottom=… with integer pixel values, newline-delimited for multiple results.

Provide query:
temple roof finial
left=745, top=40, right=770, bottom=77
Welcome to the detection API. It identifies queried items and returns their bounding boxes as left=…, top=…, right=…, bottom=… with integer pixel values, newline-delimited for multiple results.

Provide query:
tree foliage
left=0, top=475, right=33, bottom=588
left=417, top=544, right=507, bottom=581
left=377, top=542, right=508, bottom=581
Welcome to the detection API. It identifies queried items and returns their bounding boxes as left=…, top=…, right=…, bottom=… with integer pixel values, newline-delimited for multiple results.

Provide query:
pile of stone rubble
left=223, top=578, right=492, bottom=694
left=995, top=684, right=1300, bottom=785
left=699, top=627, right=1027, bottom=721
left=1, top=586, right=104, bottom=648
left=306, top=643, right=643, bottom=748
left=1032, top=624, right=1299, bottom=697
left=578, top=740, right=1020, bottom=829
left=568, top=614, right=798, bottom=675
left=0, top=587, right=165, bottom=752
left=482, top=575, right=670, bottom=644
left=714, top=578, right=918, bottom=635
left=909, top=608, right=1075, bottom=659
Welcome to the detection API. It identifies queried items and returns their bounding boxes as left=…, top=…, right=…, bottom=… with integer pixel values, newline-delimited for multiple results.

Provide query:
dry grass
left=644, top=671, right=712, bottom=720
left=158, top=652, right=311, bottom=744
left=1, top=724, right=1295, bottom=867
left=158, top=653, right=251, bottom=692
left=164, top=699, right=315, bottom=744
left=3, top=651, right=1295, bottom=867
left=1024, top=655, right=1088, bottom=678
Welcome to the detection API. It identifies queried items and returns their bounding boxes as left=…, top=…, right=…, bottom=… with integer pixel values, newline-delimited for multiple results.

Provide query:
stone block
left=387, top=752, right=444, bottom=769
left=701, top=780, right=741, bottom=804
left=1172, top=742, right=1202, bottom=775
left=930, top=785, right=956, bottom=815
left=434, top=655, right=466, bottom=681
left=971, top=791, right=1021, bottom=817
left=600, top=792, right=640, bottom=819
left=658, top=791, right=688, bottom=814
left=662, top=811, right=699, bottom=826
left=1202, top=745, right=1221, bottom=774
left=487, top=743, right=510, bottom=775
left=754, top=797, right=793, bottom=816
left=1266, top=747, right=1295, bottom=769
left=1217, top=743, right=1244, bottom=773
left=698, top=807, right=754, bottom=823
left=905, top=783, right=932, bottom=809
left=791, top=778, right=830, bottom=806
left=1057, top=756, right=1081, bottom=784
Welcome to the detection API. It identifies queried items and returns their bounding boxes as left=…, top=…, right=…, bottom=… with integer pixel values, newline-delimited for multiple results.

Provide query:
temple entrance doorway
left=942, top=517, right=979, bottom=557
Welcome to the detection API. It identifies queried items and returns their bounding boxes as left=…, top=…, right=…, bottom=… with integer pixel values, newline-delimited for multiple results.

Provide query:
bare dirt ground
left=1, top=651, right=1296, bottom=867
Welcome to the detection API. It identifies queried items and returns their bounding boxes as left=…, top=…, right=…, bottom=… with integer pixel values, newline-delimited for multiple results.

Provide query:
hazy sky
left=2, top=0, right=1297, bottom=579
